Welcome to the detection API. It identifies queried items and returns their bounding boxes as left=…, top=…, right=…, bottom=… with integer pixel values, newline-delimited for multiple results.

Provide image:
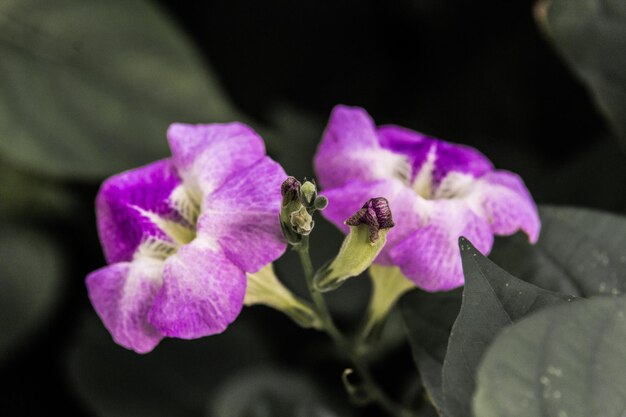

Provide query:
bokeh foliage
left=0, top=0, right=625, bottom=416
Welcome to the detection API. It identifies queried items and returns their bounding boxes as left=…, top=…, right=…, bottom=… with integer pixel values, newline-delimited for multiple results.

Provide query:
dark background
left=1, top=0, right=624, bottom=416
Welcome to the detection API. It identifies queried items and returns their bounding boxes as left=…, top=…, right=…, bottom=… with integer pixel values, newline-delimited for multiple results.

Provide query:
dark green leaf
left=0, top=162, right=75, bottom=218
left=474, top=296, right=626, bottom=417
left=441, top=238, right=575, bottom=417
left=542, top=0, right=626, bottom=144
left=68, top=311, right=272, bottom=417
left=400, top=288, right=462, bottom=413
left=210, top=368, right=348, bottom=417
left=491, top=206, right=626, bottom=297
left=0, top=0, right=240, bottom=179
left=0, top=222, right=63, bottom=361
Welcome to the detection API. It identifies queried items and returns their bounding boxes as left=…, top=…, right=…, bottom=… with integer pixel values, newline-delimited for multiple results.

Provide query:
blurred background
left=1, top=0, right=625, bottom=416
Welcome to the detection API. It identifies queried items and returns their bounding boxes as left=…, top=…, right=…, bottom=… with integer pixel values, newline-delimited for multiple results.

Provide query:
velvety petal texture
left=148, top=239, right=246, bottom=338
left=314, top=105, right=410, bottom=189
left=86, top=257, right=165, bottom=353
left=199, top=157, right=288, bottom=272
left=315, top=105, right=540, bottom=291
left=167, top=123, right=266, bottom=197
left=88, top=122, right=287, bottom=353
left=389, top=202, right=493, bottom=291
left=96, top=159, right=182, bottom=264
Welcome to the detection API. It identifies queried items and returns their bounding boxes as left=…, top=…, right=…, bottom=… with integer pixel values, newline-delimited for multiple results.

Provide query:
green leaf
left=68, top=312, right=273, bottom=417
left=0, top=161, right=75, bottom=218
left=400, top=288, right=462, bottom=413
left=491, top=206, right=626, bottom=297
left=209, top=368, right=348, bottom=417
left=474, top=296, right=626, bottom=417
left=0, top=222, right=63, bottom=361
left=441, top=238, right=576, bottom=417
left=541, top=0, right=626, bottom=144
left=0, top=0, right=240, bottom=179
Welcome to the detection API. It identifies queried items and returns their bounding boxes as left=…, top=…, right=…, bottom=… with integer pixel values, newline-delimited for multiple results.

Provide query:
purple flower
left=86, top=123, right=287, bottom=353
left=314, top=105, right=540, bottom=291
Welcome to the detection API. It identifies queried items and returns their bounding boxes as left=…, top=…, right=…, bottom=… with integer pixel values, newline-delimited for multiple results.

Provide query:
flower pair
left=87, top=105, right=539, bottom=353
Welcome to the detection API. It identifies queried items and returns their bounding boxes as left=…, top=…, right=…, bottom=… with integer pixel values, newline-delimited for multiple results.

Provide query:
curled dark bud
left=313, top=197, right=395, bottom=292
left=281, top=176, right=301, bottom=206
left=345, top=197, right=395, bottom=243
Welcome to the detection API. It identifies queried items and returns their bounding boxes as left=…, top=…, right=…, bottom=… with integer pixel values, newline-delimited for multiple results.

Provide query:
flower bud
left=300, top=180, right=317, bottom=208
left=281, top=176, right=301, bottom=207
left=279, top=177, right=325, bottom=245
left=290, top=206, right=315, bottom=236
left=245, top=264, right=321, bottom=329
left=313, top=195, right=329, bottom=211
left=280, top=177, right=306, bottom=244
left=345, top=197, right=395, bottom=243
left=314, top=197, right=395, bottom=292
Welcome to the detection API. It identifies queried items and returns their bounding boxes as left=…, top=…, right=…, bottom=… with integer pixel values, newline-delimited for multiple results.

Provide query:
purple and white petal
left=378, top=125, right=493, bottom=189
left=389, top=201, right=493, bottom=291
left=314, top=106, right=409, bottom=189
left=86, top=257, right=165, bottom=353
left=377, top=125, right=433, bottom=182
left=96, top=159, right=182, bottom=263
left=199, top=157, right=287, bottom=273
left=148, top=239, right=246, bottom=339
left=429, top=141, right=493, bottom=185
left=167, top=123, right=266, bottom=198
left=469, top=170, right=540, bottom=242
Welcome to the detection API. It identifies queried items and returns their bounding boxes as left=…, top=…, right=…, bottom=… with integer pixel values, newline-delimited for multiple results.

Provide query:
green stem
left=296, top=236, right=347, bottom=350
left=295, top=236, right=416, bottom=417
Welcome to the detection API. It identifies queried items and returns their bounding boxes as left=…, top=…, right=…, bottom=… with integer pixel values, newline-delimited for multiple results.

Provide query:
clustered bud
left=279, top=176, right=327, bottom=246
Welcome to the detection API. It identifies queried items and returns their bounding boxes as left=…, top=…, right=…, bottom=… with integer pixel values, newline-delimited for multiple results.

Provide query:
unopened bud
left=314, top=198, right=395, bottom=292
left=345, top=197, right=395, bottom=243
left=280, top=177, right=323, bottom=245
left=300, top=180, right=317, bottom=208
left=290, top=206, right=314, bottom=236
left=313, top=195, right=329, bottom=211
left=281, top=176, right=301, bottom=206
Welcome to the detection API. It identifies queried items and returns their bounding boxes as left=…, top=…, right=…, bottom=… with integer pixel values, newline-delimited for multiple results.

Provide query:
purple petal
left=86, top=258, right=165, bottom=353
left=378, top=125, right=493, bottom=187
left=320, top=179, right=424, bottom=264
left=389, top=201, right=493, bottom=291
left=377, top=125, right=433, bottom=181
left=431, top=141, right=493, bottom=184
left=472, top=171, right=540, bottom=242
left=199, top=157, right=288, bottom=272
left=167, top=122, right=266, bottom=197
left=148, top=239, right=246, bottom=338
left=314, top=105, right=409, bottom=189
left=96, top=160, right=182, bottom=263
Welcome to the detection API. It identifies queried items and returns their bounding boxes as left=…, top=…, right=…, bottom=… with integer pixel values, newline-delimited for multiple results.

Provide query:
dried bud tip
left=281, top=177, right=301, bottom=205
left=345, top=197, right=395, bottom=243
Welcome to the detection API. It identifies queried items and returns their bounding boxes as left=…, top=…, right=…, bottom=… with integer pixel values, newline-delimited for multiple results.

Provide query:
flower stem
left=296, top=236, right=348, bottom=350
left=295, top=236, right=416, bottom=417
